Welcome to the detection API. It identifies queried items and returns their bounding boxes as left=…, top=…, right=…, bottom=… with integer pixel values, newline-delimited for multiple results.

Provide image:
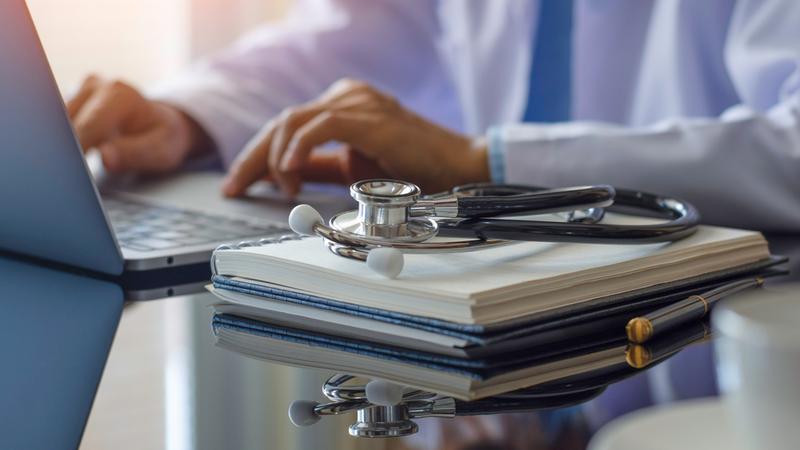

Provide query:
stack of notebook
left=208, top=218, right=784, bottom=399
left=211, top=309, right=712, bottom=400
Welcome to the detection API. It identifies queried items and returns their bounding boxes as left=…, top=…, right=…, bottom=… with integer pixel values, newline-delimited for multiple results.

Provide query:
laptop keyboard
left=103, top=196, right=290, bottom=252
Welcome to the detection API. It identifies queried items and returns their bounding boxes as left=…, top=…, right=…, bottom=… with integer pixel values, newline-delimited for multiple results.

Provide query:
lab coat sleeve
left=151, top=0, right=457, bottom=168
left=491, top=2, right=800, bottom=232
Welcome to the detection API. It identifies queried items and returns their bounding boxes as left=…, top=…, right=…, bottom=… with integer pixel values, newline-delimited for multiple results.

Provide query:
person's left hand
left=222, top=78, right=490, bottom=198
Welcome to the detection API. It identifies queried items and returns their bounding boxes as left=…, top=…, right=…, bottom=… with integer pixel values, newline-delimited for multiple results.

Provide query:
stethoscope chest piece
left=330, top=179, right=438, bottom=243
left=349, top=405, right=418, bottom=438
left=287, top=373, right=609, bottom=439
left=288, top=375, right=432, bottom=438
left=330, top=210, right=438, bottom=243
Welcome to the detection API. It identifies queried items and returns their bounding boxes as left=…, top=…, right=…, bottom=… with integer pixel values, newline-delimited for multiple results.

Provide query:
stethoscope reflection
left=284, top=322, right=710, bottom=438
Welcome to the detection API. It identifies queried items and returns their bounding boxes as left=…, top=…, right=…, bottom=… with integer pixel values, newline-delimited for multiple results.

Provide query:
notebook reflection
left=209, top=303, right=710, bottom=438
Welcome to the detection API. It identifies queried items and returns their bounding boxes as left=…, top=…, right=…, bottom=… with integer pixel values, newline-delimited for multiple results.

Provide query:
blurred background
left=29, top=0, right=290, bottom=92
left=27, top=2, right=385, bottom=450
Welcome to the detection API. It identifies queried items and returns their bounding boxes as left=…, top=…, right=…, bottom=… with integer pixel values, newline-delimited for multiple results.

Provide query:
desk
left=75, top=235, right=798, bottom=450
left=4, top=173, right=798, bottom=450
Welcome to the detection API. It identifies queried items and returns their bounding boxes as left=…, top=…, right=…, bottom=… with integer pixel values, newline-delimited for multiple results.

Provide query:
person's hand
left=222, top=79, right=490, bottom=198
left=67, top=75, right=212, bottom=174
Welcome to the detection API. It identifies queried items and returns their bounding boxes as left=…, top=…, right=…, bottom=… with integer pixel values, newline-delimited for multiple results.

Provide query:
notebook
left=211, top=312, right=710, bottom=400
left=208, top=259, right=786, bottom=358
left=211, top=216, right=771, bottom=325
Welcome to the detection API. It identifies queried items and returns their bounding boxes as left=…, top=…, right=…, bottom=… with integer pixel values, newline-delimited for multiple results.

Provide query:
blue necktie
left=522, top=0, right=574, bottom=123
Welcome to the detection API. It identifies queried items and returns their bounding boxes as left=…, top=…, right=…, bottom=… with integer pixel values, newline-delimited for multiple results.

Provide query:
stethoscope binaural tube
left=425, top=184, right=617, bottom=218
left=435, top=186, right=700, bottom=244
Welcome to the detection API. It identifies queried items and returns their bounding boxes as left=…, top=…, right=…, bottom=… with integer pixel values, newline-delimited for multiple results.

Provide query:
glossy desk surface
left=2, top=174, right=798, bottom=450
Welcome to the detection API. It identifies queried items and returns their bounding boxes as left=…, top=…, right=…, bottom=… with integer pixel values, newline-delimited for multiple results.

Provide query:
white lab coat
left=157, top=0, right=800, bottom=232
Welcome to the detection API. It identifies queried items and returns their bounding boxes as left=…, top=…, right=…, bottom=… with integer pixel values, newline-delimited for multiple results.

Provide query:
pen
left=626, top=276, right=765, bottom=344
left=625, top=320, right=711, bottom=369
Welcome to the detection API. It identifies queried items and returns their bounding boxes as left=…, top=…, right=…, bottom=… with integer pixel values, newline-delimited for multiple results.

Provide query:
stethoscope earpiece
left=287, top=399, right=322, bottom=427
left=365, top=247, right=404, bottom=279
left=365, top=379, right=405, bottom=406
left=288, top=204, right=324, bottom=236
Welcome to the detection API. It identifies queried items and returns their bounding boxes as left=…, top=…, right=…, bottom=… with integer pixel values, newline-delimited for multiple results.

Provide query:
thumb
left=99, top=129, right=179, bottom=174
left=72, top=81, right=146, bottom=152
left=98, top=143, right=123, bottom=173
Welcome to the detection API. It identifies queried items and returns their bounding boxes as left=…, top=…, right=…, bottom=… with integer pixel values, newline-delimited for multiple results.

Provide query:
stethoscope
left=288, top=374, right=607, bottom=438
left=288, top=179, right=701, bottom=278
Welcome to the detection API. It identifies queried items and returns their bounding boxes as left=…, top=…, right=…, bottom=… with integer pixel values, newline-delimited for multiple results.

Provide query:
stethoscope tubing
left=435, top=187, right=700, bottom=244
left=452, top=184, right=615, bottom=218
left=452, top=386, right=605, bottom=416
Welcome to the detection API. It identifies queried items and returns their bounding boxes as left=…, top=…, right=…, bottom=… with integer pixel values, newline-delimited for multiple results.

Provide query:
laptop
left=0, top=0, right=342, bottom=289
left=0, top=255, right=124, bottom=449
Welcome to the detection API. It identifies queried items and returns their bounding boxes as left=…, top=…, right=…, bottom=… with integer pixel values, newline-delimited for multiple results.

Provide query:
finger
left=258, top=150, right=356, bottom=184
left=275, top=112, right=345, bottom=194
left=269, top=105, right=323, bottom=197
left=322, top=78, right=372, bottom=101
left=98, top=128, right=178, bottom=174
left=222, top=122, right=277, bottom=197
left=278, top=111, right=361, bottom=174
left=72, top=81, right=140, bottom=151
left=338, top=146, right=388, bottom=182
left=65, top=74, right=102, bottom=120
left=259, top=147, right=388, bottom=185
left=289, top=151, right=345, bottom=184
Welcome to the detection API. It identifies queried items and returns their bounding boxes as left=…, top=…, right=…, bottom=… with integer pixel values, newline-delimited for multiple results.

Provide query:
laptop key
left=170, top=222, right=202, bottom=232
left=190, top=228, right=240, bottom=239
left=105, top=195, right=290, bottom=253
left=127, top=225, right=162, bottom=235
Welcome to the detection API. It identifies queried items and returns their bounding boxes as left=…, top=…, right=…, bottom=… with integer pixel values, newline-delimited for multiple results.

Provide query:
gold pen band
left=626, top=317, right=653, bottom=344
left=625, top=344, right=652, bottom=369
left=687, top=294, right=709, bottom=315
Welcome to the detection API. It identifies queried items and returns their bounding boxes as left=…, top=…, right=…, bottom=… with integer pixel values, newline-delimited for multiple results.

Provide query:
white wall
left=27, top=0, right=289, bottom=95
left=190, top=0, right=290, bottom=57
left=27, top=0, right=190, bottom=93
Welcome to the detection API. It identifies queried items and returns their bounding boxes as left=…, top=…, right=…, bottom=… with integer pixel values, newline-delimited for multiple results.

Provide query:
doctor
left=68, top=0, right=800, bottom=233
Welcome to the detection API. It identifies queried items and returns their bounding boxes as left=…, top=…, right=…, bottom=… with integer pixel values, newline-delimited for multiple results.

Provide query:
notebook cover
left=212, top=314, right=626, bottom=378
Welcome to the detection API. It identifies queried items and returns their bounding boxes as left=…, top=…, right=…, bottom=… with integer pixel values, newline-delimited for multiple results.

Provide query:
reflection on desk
left=211, top=301, right=711, bottom=435
left=0, top=256, right=123, bottom=450
left=0, top=231, right=794, bottom=450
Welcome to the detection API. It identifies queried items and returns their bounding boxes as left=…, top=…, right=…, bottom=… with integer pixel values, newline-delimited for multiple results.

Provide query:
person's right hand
left=67, top=75, right=208, bottom=174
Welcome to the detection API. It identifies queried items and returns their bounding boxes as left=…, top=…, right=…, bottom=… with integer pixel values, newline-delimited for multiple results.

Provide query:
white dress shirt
left=157, top=0, right=800, bottom=231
